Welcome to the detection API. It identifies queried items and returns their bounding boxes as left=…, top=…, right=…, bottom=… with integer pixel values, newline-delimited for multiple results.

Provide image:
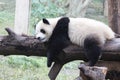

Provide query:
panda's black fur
left=46, top=17, right=70, bottom=67
left=46, top=17, right=101, bottom=67
left=84, top=36, right=101, bottom=66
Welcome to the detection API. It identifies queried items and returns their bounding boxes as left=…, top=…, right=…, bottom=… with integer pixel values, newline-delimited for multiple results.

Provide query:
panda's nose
left=37, top=37, right=41, bottom=40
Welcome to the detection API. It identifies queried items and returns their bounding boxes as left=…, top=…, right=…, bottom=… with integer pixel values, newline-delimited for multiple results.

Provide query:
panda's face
left=35, top=18, right=54, bottom=42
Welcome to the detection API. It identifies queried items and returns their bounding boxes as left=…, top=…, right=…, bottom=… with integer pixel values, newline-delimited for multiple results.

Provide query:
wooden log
left=0, top=28, right=120, bottom=60
left=78, top=64, right=107, bottom=80
left=0, top=28, right=120, bottom=80
left=77, top=61, right=120, bottom=80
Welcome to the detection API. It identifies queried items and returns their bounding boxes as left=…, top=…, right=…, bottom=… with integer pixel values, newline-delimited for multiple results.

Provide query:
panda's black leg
left=47, top=52, right=54, bottom=67
left=84, top=37, right=102, bottom=66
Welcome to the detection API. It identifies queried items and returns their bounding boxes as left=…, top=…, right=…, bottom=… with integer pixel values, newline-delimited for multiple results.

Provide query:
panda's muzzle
left=37, top=37, right=41, bottom=40
left=37, top=37, right=46, bottom=42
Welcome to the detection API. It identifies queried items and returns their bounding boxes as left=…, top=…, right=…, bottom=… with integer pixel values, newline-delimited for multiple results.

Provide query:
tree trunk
left=108, top=0, right=120, bottom=34
left=66, top=0, right=92, bottom=17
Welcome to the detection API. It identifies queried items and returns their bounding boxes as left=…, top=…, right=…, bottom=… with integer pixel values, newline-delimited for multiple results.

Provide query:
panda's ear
left=42, top=18, right=50, bottom=25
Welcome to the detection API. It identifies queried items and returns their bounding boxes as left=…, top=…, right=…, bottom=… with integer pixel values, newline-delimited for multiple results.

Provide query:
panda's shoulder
left=57, top=17, right=105, bottom=26
left=57, top=17, right=70, bottom=24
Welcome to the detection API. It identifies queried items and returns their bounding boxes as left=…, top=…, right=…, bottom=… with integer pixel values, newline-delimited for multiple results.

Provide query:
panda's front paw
left=47, top=58, right=53, bottom=67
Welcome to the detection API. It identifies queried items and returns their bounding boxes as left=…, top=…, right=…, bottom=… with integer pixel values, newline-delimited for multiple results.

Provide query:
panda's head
left=35, top=18, right=56, bottom=42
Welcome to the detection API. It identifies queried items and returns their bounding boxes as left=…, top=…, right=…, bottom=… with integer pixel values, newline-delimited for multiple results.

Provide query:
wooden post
left=14, top=0, right=30, bottom=34
left=103, top=0, right=108, bottom=17
left=108, top=0, right=120, bottom=34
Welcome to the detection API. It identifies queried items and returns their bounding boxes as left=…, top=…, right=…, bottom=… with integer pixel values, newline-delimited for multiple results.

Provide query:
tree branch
left=0, top=28, right=120, bottom=80
left=48, top=63, right=63, bottom=80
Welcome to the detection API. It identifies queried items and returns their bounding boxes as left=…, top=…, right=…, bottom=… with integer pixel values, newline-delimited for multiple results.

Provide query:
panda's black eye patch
left=40, top=29, right=46, bottom=34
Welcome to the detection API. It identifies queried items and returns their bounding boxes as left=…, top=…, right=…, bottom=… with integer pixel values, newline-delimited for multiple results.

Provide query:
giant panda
left=35, top=17, right=115, bottom=67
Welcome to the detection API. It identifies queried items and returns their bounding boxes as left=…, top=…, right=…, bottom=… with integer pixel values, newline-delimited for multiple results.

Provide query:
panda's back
left=68, top=18, right=115, bottom=46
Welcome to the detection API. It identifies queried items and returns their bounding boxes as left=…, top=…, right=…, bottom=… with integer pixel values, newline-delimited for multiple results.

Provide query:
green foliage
left=5, top=55, right=47, bottom=69
left=0, top=11, right=14, bottom=34
left=86, top=0, right=108, bottom=24
left=0, top=55, right=79, bottom=80
left=30, top=0, right=65, bottom=34
left=0, top=11, right=14, bottom=24
left=31, top=0, right=65, bottom=19
left=0, top=56, right=49, bottom=80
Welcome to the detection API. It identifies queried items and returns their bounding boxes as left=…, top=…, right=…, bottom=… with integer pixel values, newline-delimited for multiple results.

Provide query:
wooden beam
left=14, top=0, right=30, bottom=34
left=0, top=28, right=120, bottom=60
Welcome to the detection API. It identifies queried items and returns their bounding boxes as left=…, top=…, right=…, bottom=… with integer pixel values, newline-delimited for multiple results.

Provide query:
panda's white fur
left=68, top=18, right=115, bottom=46
left=36, top=17, right=115, bottom=46
left=35, top=17, right=115, bottom=67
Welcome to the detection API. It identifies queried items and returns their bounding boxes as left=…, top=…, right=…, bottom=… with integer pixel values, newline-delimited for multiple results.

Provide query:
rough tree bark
left=76, top=64, right=107, bottom=80
left=0, top=28, right=120, bottom=80
left=65, top=0, right=92, bottom=17
left=76, top=61, right=120, bottom=80
left=108, top=0, right=120, bottom=34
